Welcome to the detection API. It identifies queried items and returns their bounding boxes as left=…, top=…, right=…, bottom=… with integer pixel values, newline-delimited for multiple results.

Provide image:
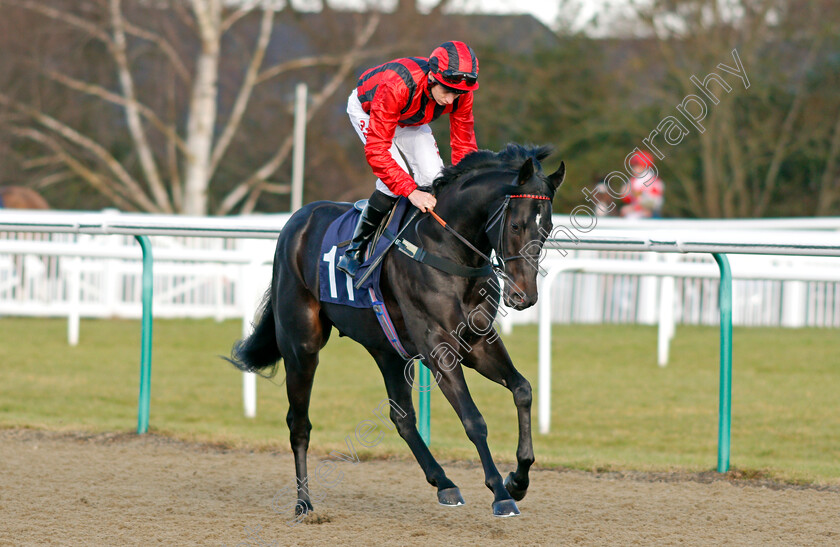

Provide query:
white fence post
left=240, top=258, right=262, bottom=419
left=291, top=82, right=307, bottom=213
left=657, top=274, right=676, bottom=366
left=781, top=280, right=807, bottom=328
left=638, top=253, right=659, bottom=325
left=67, top=256, right=81, bottom=346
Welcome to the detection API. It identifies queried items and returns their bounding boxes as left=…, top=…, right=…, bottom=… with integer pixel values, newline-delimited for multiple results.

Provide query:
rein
left=429, top=210, right=492, bottom=264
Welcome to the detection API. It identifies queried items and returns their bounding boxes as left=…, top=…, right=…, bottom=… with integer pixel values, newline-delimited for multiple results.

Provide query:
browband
left=509, top=194, right=551, bottom=200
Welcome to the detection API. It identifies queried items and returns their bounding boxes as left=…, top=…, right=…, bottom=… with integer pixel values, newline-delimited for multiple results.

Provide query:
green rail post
left=713, top=253, right=732, bottom=473
left=135, top=235, right=154, bottom=434
left=419, top=361, right=431, bottom=446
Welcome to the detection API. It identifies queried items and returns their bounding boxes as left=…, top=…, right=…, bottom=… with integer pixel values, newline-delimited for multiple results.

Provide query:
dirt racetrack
left=1, top=429, right=838, bottom=546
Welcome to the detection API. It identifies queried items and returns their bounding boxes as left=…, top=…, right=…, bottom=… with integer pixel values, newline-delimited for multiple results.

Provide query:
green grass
left=1, top=318, right=838, bottom=485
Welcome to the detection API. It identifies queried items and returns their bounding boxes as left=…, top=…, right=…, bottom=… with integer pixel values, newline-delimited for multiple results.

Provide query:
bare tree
left=0, top=0, right=381, bottom=214
left=627, top=0, right=839, bottom=217
left=816, top=112, right=840, bottom=215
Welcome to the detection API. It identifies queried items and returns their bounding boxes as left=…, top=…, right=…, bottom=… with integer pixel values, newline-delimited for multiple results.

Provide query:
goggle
left=437, top=68, right=478, bottom=87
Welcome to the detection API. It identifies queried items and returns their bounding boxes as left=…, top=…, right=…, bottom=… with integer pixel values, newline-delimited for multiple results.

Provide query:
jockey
left=337, top=40, right=480, bottom=277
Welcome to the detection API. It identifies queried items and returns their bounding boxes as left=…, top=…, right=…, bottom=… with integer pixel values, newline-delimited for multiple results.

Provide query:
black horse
left=227, top=143, right=565, bottom=517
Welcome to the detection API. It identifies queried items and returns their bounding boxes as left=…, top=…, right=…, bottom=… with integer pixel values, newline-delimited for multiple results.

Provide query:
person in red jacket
left=620, top=151, right=665, bottom=219
left=337, top=41, right=480, bottom=277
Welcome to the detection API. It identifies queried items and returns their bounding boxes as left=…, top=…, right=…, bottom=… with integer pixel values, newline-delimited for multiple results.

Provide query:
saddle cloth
left=318, top=197, right=410, bottom=309
left=318, top=197, right=413, bottom=359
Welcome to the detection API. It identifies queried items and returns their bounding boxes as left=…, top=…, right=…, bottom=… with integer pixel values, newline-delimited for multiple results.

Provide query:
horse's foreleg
left=396, top=296, right=516, bottom=514
left=505, top=374, right=534, bottom=501
left=461, top=341, right=534, bottom=502
left=435, top=367, right=520, bottom=517
left=368, top=349, right=464, bottom=506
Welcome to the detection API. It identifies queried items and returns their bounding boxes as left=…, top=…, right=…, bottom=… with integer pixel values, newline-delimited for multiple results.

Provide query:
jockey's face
left=430, top=81, right=461, bottom=106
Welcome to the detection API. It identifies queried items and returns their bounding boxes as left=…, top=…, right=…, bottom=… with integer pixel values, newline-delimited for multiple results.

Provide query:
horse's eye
left=510, top=223, right=520, bottom=232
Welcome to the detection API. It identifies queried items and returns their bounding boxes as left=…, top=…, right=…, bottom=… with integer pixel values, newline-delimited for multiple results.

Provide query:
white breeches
left=347, top=91, right=444, bottom=197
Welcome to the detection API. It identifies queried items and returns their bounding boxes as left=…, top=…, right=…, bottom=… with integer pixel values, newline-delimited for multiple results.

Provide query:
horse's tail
left=224, top=289, right=282, bottom=378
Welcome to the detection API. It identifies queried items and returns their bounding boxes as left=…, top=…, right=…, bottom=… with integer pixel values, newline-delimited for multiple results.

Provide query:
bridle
left=428, top=192, right=552, bottom=281
left=486, top=193, right=552, bottom=271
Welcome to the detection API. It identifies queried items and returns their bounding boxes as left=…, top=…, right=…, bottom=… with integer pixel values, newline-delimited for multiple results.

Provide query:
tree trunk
left=183, top=1, right=221, bottom=215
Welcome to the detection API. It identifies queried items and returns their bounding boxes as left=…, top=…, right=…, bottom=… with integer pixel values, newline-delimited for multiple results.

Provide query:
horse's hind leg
left=276, top=295, right=331, bottom=516
left=283, top=349, right=320, bottom=515
left=368, top=349, right=464, bottom=507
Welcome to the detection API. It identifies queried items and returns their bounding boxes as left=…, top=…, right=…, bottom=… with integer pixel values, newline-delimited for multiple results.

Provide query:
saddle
left=318, top=197, right=412, bottom=309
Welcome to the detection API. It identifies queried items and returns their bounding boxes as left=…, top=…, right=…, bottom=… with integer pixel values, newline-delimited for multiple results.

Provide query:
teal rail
left=713, top=253, right=733, bottom=472
left=135, top=235, right=154, bottom=434
left=419, top=361, right=431, bottom=445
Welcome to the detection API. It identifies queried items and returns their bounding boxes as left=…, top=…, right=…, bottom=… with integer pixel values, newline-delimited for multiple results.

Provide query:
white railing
left=502, top=250, right=840, bottom=329
left=7, top=240, right=840, bottom=339
left=0, top=233, right=277, bottom=339
left=536, top=227, right=840, bottom=437
left=4, top=214, right=840, bottom=334
left=0, top=210, right=293, bottom=425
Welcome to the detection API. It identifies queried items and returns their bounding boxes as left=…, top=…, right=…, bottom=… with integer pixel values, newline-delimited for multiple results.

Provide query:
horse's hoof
left=294, top=499, right=313, bottom=516
left=437, top=487, right=465, bottom=506
left=492, top=498, right=520, bottom=517
left=504, top=472, right=529, bottom=501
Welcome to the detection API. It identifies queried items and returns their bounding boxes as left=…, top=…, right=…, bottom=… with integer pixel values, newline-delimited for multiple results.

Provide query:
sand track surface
left=1, top=429, right=838, bottom=546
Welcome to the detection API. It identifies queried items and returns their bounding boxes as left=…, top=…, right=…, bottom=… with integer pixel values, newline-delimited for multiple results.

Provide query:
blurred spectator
left=620, top=151, right=664, bottom=219
left=591, top=177, right=618, bottom=217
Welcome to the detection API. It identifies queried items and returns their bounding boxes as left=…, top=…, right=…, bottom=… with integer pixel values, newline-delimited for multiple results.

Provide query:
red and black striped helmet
left=428, top=41, right=479, bottom=92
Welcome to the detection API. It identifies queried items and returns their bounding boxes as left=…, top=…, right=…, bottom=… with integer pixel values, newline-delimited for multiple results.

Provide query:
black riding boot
left=337, top=190, right=398, bottom=277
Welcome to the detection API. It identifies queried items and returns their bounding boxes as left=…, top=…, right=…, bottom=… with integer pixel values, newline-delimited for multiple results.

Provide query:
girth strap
left=368, top=288, right=412, bottom=360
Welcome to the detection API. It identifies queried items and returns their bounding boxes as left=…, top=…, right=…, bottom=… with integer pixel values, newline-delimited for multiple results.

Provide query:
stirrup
left=336, top=251, right=363, bottom=277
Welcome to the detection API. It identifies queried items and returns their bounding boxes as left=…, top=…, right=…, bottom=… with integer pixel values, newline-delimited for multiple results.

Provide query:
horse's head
left=485, top=152, right=565, bottom=310
left=432, top=144, right=565, bottom=311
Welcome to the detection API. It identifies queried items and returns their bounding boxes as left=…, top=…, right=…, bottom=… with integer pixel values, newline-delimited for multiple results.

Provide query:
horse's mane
left=433, top=143, right=554, bottom=192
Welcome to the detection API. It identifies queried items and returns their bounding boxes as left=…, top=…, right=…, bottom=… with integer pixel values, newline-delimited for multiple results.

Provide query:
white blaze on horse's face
left=535, top=212, right=542, bottom=229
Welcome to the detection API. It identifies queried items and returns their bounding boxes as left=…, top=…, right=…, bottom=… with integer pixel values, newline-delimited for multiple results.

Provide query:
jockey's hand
left=408, top=189, right=436, bottom=213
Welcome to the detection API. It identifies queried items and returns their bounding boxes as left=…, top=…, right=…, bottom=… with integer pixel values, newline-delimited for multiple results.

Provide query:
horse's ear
left=548, top=161, right=566, bottom=190
left=517, top=158, right=535, bottom=185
